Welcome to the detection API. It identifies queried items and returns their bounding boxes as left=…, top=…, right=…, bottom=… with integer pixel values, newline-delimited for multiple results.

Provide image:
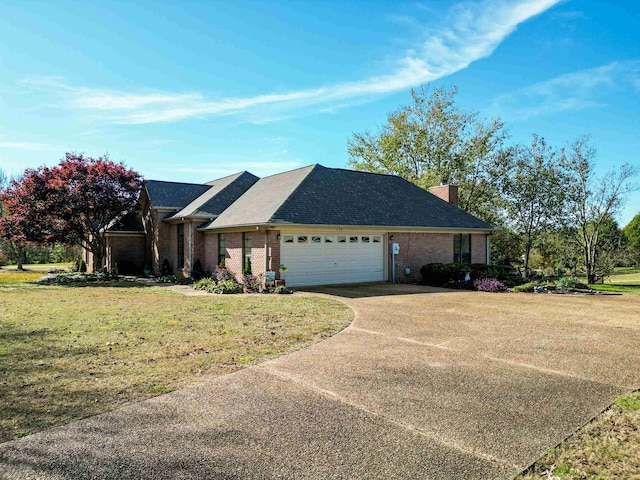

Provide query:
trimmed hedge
left=420, top=263, right=494, bottom=287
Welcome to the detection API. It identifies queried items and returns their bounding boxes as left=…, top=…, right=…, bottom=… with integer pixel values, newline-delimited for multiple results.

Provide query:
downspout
left=486, top=234, right=491, bottom=265
left=188, top=221, right=194, bottom=276
left=264, top=231, right=269, bottom=274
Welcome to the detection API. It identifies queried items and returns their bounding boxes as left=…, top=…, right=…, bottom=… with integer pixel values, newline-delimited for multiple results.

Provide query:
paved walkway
left=2, top=284, right=639, bottom=479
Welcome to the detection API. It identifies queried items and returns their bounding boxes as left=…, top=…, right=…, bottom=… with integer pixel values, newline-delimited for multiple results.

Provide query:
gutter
left=197, top=222, right=495, bottom=234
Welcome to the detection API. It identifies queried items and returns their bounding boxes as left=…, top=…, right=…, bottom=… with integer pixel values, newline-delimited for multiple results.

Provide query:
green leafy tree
left=347, top=85, right=514, bottom=224
left=624, top=213, right=640, bottom=265
left=490, top=227, right=522, bottom=266
left=500, top=135, right=566, bottom=275
left=562, top=137, right=637, bottom=284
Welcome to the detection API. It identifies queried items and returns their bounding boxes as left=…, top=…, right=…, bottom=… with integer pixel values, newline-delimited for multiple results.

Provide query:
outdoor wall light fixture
left=276, top=234, right=281, bottom=240
left=389, top=235, right=394, bottom=240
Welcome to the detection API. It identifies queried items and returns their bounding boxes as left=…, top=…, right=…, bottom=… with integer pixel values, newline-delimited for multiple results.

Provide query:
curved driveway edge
left=2, top=284, right=638, bottom=479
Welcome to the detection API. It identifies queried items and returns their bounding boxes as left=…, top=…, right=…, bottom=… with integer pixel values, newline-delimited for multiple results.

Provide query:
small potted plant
left=278, top=264, right=287, bottom=286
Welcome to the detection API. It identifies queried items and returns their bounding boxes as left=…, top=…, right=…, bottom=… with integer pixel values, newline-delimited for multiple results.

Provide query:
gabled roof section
left=205, top=164, right=493, bottom=230
left=166, top=171, right=259, bottom=221
left=144, top=180, right=212, bottom=209
left=204, top=165, right=316, bottom=229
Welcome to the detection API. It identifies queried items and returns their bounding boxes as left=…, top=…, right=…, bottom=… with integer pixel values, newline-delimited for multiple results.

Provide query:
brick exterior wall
left=267, top=230, right=281, bottom=278
left=107, top=234, right=146, bottom=274
left=388, top=232, right=488, bottom=283
left=166, top=223, right=176, bottom=274
left=252, top=231, right=266, bottom=277
left=141, top=193, right=173, bottom=275
left=471, top=234, right=488, bottom=264
left=203, top=233, right=219, bottom=274
left=192, top=226, right=205, bottom=273
left=388, top=232, right=452, bottom=283
left=200, top=229, right=281, bottom=280
left=225, top=232, right=244, bottom=280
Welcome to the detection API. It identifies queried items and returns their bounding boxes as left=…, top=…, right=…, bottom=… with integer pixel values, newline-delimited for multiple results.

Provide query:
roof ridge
left=205, top=170, right=256, bottom=185
left=257, top=163, right=317, bottom=180
left=331, top=166, right=405, bottom=179
left=267, top=164, right=321, bottom=222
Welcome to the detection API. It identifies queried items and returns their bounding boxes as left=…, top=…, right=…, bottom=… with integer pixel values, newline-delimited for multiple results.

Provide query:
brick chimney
left=429, top=183, right=458, bottom=206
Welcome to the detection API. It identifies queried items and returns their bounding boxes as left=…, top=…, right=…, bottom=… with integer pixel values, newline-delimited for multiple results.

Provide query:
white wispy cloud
left=23, top=0, right=561, bottom=125
left=0, top=138, right=60, bottom=151
left=175, top=160, right=304, bottom=179
left=491, top=60, right=640, bottom=120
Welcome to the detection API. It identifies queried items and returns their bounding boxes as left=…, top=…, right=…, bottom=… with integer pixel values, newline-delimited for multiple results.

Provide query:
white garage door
left=280, top=233, right=385, bottom=287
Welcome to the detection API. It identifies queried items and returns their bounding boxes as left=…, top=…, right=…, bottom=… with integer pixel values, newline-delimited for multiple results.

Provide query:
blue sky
left=0, top=0, right=638, bottom=225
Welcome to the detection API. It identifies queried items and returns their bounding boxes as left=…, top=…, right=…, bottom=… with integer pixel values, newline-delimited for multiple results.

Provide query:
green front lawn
left=520, top=391, right=640, bottom=480
left=0, top=274, right=352, bottom=442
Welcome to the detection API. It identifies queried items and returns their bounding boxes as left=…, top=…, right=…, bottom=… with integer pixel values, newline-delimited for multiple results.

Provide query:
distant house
left=89, top=164, right=494, bottom=286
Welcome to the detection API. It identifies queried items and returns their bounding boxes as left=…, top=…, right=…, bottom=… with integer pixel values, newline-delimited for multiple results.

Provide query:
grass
left=1, top=262, right=72, bottom=272
left=0, top=271, right=353, bottom=442
left=586, top=272, right=640, bottom=296
left=606, top=272, right=640, bottom=285
left=609, top=267, right=640, bottom=276
left=520, top=390, right=640, bottom=480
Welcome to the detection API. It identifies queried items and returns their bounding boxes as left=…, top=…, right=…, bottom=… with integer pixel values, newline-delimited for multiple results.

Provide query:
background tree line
left=348, top=86, right=638, bottom=284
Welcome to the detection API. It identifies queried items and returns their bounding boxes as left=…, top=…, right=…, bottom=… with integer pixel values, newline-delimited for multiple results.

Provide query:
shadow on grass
left=35, top=280, right=158, bottom=289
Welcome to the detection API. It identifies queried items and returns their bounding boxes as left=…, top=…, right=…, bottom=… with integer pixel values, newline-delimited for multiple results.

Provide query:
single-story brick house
left=91, top=164, right=494, bottom=286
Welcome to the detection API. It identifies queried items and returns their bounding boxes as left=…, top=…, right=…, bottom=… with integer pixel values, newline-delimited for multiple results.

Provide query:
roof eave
left=200, top=222, right=495, bottom=233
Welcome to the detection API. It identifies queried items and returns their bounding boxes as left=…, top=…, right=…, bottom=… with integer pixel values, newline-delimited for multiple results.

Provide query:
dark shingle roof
left=166, top=171, right=259, bottom=220
left=107, top=211, right=144, bottom=232
left=206, top=164, right=493, bottom=230
left=144, top=180, right=212, bottom=209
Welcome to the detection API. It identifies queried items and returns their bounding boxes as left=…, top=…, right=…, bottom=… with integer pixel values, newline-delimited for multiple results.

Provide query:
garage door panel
left=281, top=233, right=384, bottom=287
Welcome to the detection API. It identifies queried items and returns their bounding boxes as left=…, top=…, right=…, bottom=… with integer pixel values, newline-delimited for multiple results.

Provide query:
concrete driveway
left=2, top=284, right=639, bottom=479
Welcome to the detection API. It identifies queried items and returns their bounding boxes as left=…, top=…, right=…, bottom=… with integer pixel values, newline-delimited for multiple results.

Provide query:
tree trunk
left=12, top=242, right=25, bottom=270
left=523, top=242, right=532, bottom=279
left=93, top=251, right=104, bottom=273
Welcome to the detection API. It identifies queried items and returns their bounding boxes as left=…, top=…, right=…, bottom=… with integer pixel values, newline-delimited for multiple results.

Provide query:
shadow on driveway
left=296, top=282, right=455, bottom=299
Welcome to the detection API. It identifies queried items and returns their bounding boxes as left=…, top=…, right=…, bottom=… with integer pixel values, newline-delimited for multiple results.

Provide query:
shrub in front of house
left=210, top=280, right=242, bottom=294
left=194, top=277, right=242, bottom=294
left=156, top=275, right=193, bottom=285
left=274, top=285, right=293, bottom=294
left=420, top=263, right=493, bottom=287
left=160, top=258, right=173, bottom=276
left=444, top=279, right=474, bottom=290
left=212, top=266, right=236, bottom=283
left=473, top=277, right=506, bottom=292
left=555, top=276, right=588, bottom=291
left=513, top=281, right=538, bottom=293
left=420, top=263, right=460, bottom=286
left=192, top=259, right=207, bottom=281
left=194, top=278, right=216, bottom=292
left=242, top=274, right=262, bottom=292
left=35, top=271, right=118, bottom=284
